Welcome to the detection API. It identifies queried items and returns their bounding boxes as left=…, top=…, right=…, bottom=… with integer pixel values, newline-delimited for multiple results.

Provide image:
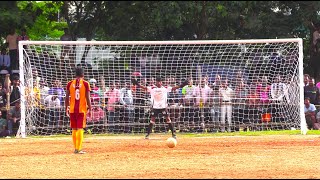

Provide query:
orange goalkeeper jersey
left=66, top=78, right=91, bottom=114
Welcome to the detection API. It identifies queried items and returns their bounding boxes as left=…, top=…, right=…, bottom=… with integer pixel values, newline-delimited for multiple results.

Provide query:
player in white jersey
left=132, top=76, right=188, bottom=139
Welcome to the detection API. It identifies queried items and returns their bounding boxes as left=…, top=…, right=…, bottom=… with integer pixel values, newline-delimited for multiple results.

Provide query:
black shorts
left=151, top=108, right=169, bottom=118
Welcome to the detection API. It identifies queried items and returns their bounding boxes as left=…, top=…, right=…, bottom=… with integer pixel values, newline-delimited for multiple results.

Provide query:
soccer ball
left=166, top=137, right=177, bottom=148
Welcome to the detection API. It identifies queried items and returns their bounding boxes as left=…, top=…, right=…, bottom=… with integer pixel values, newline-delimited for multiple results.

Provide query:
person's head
left=149, top=77, right=155, bottom=86
left=12, top=75, right=20, bottom=86
left=9, top=28, right=16, bottom=35
left=215, top=74, right=221, bottom=81
left=89, top=78, right=97, bottom=87
left=155, top=76, right=162, bottom=87
left=125, top=81, right=131, bottom=88
left=63, top=28, right=69, bottom=34
left=305, top=97, right=311, bottom=106
left=274, top=75, right=281, bottom=83
left=222, top=79, right=228, bottom=88
left=21, top=28, right=27, bottom=36
left=309, top=78, right=315, bottom=86
left=15, top=101, right=21, bottom=109
left=75, top=67, right=84, bottom=78
left=304, top=74, right=310, bottom=84
left=110, top=81, right=116, bottom=90
left=261, top=76, right=268, bottom=84
left=188, top=78, right=193, bottom=86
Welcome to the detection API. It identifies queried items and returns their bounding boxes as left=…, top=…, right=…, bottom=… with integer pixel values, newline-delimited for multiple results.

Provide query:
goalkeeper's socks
left=72, top=129, right=77, bottom=150
left=168, top=123, right=175, bottom=136
left=78, top=129, right=84, bottom=151
left=146, top=123, right=154, bottom=135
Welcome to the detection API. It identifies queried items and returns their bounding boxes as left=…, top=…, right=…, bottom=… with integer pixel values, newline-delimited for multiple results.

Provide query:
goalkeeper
left=132, top=76, right=189, bottom=139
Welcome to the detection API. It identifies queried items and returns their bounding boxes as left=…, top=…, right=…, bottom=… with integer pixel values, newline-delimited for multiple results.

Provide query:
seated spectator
left=0, top=111, right=9, bottom=137
left=87, top=100, right=105, bottom=123
left=304, top=97, right=317, bottom=130
left=7, top=101, right=21, bottom=135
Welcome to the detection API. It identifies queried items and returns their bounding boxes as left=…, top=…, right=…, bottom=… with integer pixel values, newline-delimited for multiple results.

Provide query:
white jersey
left=147, top=86, right=172, bottom=109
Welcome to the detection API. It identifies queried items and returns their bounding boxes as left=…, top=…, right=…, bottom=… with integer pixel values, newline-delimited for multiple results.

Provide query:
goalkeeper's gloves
left=179, top=79, right=189, bottom=88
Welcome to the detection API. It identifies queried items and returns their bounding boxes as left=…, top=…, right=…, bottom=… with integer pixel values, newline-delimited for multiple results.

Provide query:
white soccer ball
left=166, top=137, right=177, bottom=148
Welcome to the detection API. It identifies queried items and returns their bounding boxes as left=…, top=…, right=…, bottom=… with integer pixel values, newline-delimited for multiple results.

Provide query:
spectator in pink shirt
left=193, top=80, right=213, bottom=106
left=87, top=100, right=105, bottom=123
left=256, top=76, right=271, bottom=105
left=105, top=82, right=121, bottom=132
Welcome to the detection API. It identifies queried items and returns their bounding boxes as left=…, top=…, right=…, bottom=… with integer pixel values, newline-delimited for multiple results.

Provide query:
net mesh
left=19, top=40, right=303, bottom=136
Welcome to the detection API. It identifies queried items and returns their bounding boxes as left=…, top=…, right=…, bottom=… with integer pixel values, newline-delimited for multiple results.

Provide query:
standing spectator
left=0, top=49, right=10, bottom=72
left=60, top=28, right=75, bottom=67
left=9, top=75, right=20, bottom=106
left=312, top=22, right=320, bottom=53
left=0, top=111, right=9, bottom=137
left=0, top=83, right=7, bottom=111
left=270, top=75, right=288, bottom=122
left=17, top=28, right=30, bottom=42
left=119, top=81, right=134, bottom=132
left=271, top=75, right=288, bottom=101
left=17, top=28, right=30, bottom=51
left=193, top=79, right=213, bottom=107
left=105, top=82, right=121, bottom=132
left=89, top=78, right=101, bottom=103
left=304, top=74, right=310, bottom=87
left=7, top=101, right=21, bottom=136
left=256, top=76, right=271, bottom=105
left=304, top=78, right=319, bottom=105
left=181, top=78, right=196, bottom=106
left=48, top=79, right=65, bottom=106
left=233, top=78, right=249, bottom=125
left=304, top=97, right=317, bottom=130
left=44, top=91, right=61, bottom=127
left=219, top=79, right=234, bottom=132
left=87, top=99, right=105, bottom=123
left=6, top=28, right=18, bottom=71
left=39, top=79, right=50, bottom=107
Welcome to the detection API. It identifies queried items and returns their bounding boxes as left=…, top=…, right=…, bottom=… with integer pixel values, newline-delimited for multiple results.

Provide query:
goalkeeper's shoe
left=145, top=134, right=150, bottom=139
left=172, top=134, right=177, bottom=139
left=74, top=149, right=78, bottom=154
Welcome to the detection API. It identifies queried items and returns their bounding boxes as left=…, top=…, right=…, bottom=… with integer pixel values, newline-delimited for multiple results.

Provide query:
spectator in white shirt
left=0, top=49, right=10, bottom=71
left=219, top=79, right=234, bottom=132
left=119, top=81, right=134, bottom=132
left=304, top=97, right=316, bottom=130
left=44, top=91, right=60, bottom=126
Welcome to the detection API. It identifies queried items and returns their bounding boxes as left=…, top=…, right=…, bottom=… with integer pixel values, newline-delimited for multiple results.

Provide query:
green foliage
left=17, top=1, right=65, bottom=40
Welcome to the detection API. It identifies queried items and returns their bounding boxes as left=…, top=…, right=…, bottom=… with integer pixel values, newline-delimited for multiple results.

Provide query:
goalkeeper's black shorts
left=150, top=108, right=169, bottom=118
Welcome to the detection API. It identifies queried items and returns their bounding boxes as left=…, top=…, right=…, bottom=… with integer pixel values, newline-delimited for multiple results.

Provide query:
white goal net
left=17, top=39, right=306, bottom=137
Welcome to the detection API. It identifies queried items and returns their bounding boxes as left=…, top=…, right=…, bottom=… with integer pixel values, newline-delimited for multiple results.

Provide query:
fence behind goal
left=17, top=39, right=306, bottom=137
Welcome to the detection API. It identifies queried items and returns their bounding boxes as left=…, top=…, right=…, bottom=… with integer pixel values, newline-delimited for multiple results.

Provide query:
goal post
left=18, top=39, right=306, bottom=137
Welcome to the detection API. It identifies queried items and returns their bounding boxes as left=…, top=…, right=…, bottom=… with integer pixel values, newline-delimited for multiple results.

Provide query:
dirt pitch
left=1, top=134, right=320, bottom=179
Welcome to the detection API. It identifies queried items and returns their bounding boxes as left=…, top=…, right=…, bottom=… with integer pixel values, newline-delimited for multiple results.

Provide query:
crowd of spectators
left=0, top=27, right=319, bottom=137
